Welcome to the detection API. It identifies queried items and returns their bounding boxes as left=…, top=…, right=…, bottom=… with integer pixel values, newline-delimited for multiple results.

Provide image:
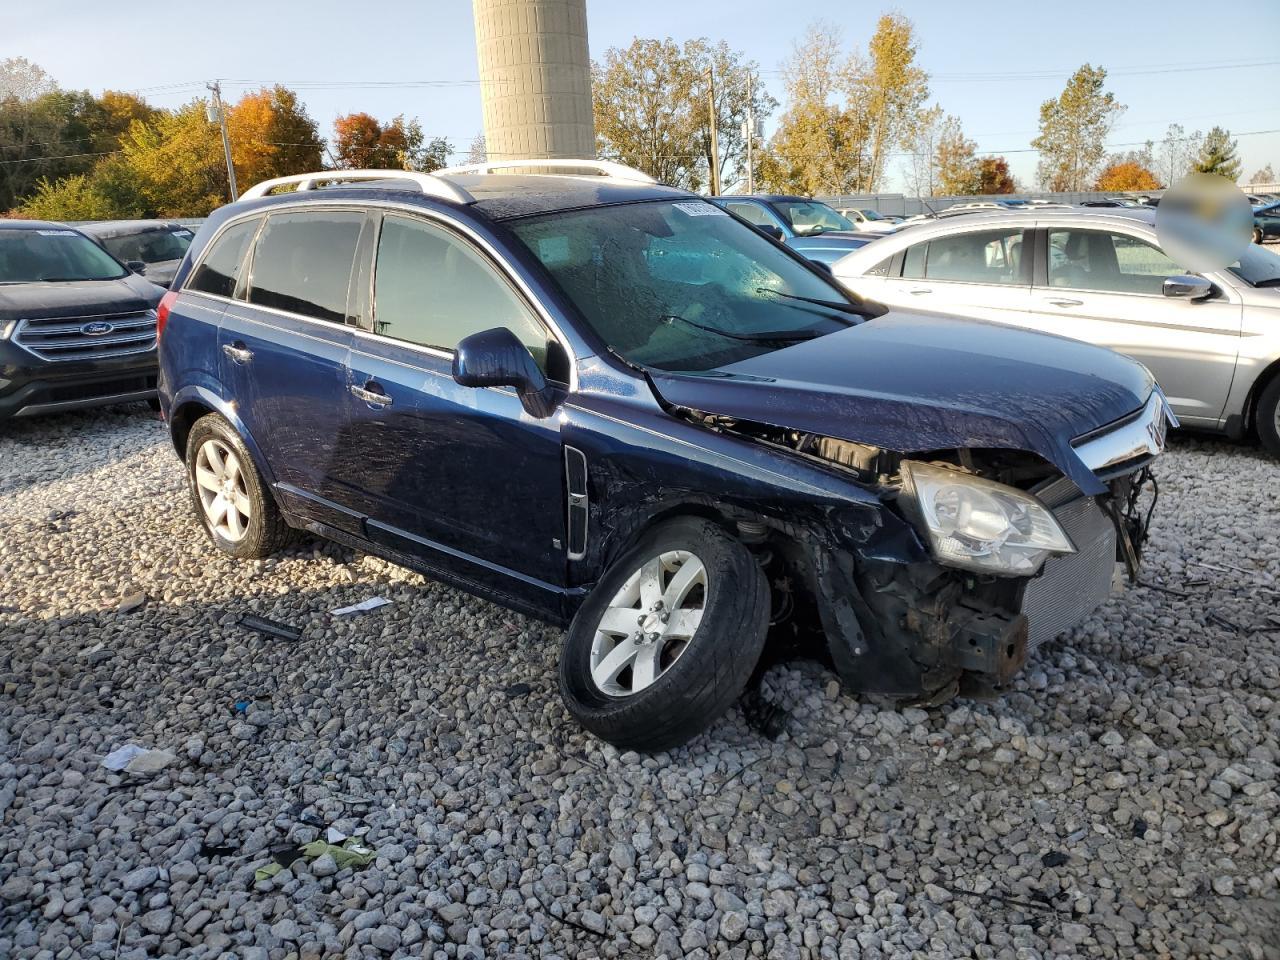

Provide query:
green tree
left=762, top=16, right=928, bottom=195
left=118, top=101, right=227, bottom=216
left=1194, top=126, right=1242, bottom=181
left=844, top=13, right=929, bottom=192
left=592, top=37, right=771, bottom=192
left=1157, top=123, right=1201, bottom=188
left=1032, top=64, right=1124, bottom=191
left=935, top=115, right=980, bottom=195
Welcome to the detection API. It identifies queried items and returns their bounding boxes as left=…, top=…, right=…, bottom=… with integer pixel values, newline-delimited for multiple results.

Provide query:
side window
left=1047, top=229, right=1179, bottom=295
left=724, top=201, right=776, bottom=228
left=187, top=219, right=258, bottom=298
left=902, top=241, right=927, bottom=279
left=923, top=228, right=1025, bottom=284
left=248, top=211, right=364, bottom=323
left=372, top=214, right=551, bottom=371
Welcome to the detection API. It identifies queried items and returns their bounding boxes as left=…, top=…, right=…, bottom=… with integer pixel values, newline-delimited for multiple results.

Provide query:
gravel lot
left=1, top=405, right=1277, bottom=960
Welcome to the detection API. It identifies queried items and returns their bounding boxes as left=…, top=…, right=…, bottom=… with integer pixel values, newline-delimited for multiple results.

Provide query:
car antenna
left=920, top=197, right=938, bottom=217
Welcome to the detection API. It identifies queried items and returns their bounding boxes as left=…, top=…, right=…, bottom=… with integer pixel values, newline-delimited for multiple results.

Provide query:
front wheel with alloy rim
left=559, top=517, right=770, bottom=752
left=185, top=413, right=292, bottom=559
left=1256, top=375, right=1280, bottom=458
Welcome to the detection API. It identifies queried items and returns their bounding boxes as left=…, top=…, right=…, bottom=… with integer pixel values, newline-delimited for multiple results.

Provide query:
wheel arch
left=1242, top=354, right=1280, bottom=439
left=169, top=385, right=276, bottom=486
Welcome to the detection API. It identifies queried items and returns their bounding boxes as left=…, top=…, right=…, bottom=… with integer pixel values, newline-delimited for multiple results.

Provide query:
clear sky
left=9, top=0, right=1280, bottom=191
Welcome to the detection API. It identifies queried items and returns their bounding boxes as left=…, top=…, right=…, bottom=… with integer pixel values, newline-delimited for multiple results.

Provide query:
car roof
left=78, top=219, right=187, bottom=237
left=0, top=219, right=82, bottom=231
left=457, top=174, right=693, bottom=220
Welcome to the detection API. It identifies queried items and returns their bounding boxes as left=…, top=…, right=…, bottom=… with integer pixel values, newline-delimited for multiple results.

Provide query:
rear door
left=219, top=208, right=367, bottom=530
left=1027, top=226, right=1242, bottom=426
left=871, top=225, right=1033, bottom=323
left=335, top=211, right=568, bottom=606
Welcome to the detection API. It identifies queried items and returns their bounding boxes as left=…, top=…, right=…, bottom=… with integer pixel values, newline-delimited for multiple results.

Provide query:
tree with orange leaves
left=227, top=86, right=324, bottom=187
left=332, top=113, right=450, bottom=172
left=1095, top=160, right=1160, bottom=192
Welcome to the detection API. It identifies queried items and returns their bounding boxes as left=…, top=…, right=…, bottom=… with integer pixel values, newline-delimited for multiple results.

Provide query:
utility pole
left=707, top=67, right=720, bottom=196
left=744, top=73, right=755, bottom=195
left=206, top=81, right=238, bottom=201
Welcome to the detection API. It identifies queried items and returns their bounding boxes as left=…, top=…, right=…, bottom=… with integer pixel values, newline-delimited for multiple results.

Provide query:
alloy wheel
left=194, top=438, right=251, bottom=542
left=589, top=550, right=707, bottom=696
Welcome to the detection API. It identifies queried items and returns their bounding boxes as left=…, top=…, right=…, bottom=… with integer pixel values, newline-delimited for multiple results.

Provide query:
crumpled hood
left=0, top=274, right=162, bottom=322
left=648, top=310, right=1155, bottom=495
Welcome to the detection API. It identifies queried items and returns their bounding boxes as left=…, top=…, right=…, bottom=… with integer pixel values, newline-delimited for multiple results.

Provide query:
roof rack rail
left=435, top=158, right=657, bottom=183
left=239, top=169, right=473, bottom=204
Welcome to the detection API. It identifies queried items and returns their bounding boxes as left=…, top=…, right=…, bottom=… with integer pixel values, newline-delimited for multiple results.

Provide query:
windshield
left=1228, top=242, right=1280, bottom=287
left=0, top=228, right=128, bottom=283
left=508, top=199, right=866, bottom=371
left=771, top=200, right=855, bottom=234
left=859, top=209, right=885, bottom=220
left=99, top=227, right=193, bottom=265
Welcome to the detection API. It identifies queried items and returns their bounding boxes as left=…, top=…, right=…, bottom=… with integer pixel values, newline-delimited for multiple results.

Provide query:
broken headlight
left=898, top=461, right=1075, bottom=577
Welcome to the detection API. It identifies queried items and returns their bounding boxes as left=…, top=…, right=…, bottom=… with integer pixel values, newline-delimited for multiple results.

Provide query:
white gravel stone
left=1, top=407, right=1277, bottom=960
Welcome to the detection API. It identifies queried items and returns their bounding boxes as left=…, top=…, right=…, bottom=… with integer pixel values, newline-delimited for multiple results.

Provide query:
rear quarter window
left=188, top=219, right=259, bottom=298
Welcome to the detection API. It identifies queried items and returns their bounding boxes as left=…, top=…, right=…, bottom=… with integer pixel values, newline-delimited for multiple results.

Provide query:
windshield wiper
left=660, top=314, right=822, bottom=344
left=35, top=276, right=111, bottom=282
left=755, top=287, right=862, bottom=320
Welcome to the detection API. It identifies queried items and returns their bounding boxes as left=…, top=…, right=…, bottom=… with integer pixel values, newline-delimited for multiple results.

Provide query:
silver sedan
left=832, top=207, right=1280, bottom=455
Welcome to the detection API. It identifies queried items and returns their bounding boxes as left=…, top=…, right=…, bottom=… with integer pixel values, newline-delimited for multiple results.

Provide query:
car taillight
left=156, top=290, right=178, bottom=339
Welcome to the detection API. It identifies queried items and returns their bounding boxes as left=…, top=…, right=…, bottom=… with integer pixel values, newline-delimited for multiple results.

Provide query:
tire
left=185, top=413, right=292, bottom=559
left=559, top=517, right=770, bottom=752
left=1256, top=376, right=1280, bottom=458
left=1254, top=227, right=1264, bottom=245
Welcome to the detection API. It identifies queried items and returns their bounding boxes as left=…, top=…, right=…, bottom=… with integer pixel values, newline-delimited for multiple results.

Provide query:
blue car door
left=218, top=208, right=367, bottom=533
left=334, top=211, right=569, bottom=608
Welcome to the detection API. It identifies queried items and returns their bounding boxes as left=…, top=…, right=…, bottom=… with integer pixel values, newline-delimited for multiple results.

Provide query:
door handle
left=350, top=383, right=393, bottom=407
left=1046, top=298, right=1083, bottom=307
left=908, top=287, right=933, bottom=295
left=221, top=342, right=253, bottom=364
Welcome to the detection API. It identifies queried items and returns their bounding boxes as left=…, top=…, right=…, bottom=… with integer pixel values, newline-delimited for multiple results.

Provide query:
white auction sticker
left=36, top=229, right=79, bottom=236
left=672, top=201, right=727, bottom=217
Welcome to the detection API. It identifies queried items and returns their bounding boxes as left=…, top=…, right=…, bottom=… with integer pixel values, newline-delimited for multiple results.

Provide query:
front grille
left=1021, top=477, right=1117, bottom=650
left=14, top=310, right=157, bottom=362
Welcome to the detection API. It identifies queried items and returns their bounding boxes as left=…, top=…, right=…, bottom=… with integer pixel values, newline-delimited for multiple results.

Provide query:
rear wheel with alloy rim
left=185, top=413, right=292, bottom=559
left=560, top=517, right=770, bottom=751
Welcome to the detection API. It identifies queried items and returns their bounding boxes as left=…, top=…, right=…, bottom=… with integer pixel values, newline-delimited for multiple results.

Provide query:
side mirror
left=757, top=224, right=784, bottom=241
left=452, top=326, right=560, bottom=418
left=1163, top=275, right=1212, bottom=301
left=125, top=260, right=147, bottom=275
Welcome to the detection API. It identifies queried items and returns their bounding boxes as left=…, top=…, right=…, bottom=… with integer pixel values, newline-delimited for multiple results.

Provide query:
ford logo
left=80, top=321, right=115, bottom=337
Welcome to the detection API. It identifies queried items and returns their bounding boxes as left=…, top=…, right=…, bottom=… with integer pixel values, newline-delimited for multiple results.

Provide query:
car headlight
left=898, top=460, right=1075, bottom=577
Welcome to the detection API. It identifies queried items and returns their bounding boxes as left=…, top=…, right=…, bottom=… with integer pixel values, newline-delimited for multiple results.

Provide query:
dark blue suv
left=158, top=161, right=1171, bottom=751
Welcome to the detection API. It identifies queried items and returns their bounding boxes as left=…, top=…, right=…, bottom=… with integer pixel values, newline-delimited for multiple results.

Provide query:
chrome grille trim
left=1021, top=478, right=1117, bottom=650
left=14, top=311, right=158, bottom=363
left=1072, top=390, right=1177, bottom=475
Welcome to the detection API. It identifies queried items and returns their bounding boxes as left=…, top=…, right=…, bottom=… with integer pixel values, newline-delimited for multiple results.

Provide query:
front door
left=335, top=212, right=568, bottom=607
left=1028, top=227, right=1242, bottom=426
left=219, top=209, right=366, bottom=530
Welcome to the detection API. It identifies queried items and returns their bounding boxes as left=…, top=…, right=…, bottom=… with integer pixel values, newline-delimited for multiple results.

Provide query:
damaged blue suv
left=157, top=161, right=1171, bottom=751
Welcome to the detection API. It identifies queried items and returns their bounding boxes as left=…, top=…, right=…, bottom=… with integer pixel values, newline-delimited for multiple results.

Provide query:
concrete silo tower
left=472, top=0, right=595, bottom=161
